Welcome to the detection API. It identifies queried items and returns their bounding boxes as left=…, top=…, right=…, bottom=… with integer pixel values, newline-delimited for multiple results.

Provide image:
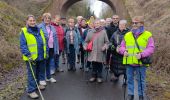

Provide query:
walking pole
left=104, top=50, right=109, bottom=82
left=84, top=51, right=89, bottom=84
left=28, top=61, right=45, bottom=100
left=124, top=56, right=127, bottom=100
left=105, top=53, right=111, bottom=82
left=66, top=53, right=69, bottom=70
left=138, top=60, right=144, bottom=100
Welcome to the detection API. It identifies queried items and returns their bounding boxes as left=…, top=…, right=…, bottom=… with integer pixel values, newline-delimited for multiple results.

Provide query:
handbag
left=86, top=40, right=93, bottom=52
left=132, top=32, right=152, bottom=64
left=86, top=32, right=100, bottom=52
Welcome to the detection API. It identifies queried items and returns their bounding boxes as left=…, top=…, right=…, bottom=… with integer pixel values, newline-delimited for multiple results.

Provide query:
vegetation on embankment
left=0, top=1, right=26, bottom=99
left=0, top=1, right=25, bottom=75
left=0, top=0, right=51, bottom=99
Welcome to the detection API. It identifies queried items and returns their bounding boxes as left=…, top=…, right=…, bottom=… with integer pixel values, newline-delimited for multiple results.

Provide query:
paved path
left=20, top=62, right=140, bottom=100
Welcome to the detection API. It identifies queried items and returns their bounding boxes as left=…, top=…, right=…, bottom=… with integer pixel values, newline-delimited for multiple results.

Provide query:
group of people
left=20, top=13, right=155, bottom=100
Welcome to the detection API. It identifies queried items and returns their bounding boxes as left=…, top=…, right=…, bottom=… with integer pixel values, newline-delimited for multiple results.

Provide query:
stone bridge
left=47, top=0, right=129, bottom=18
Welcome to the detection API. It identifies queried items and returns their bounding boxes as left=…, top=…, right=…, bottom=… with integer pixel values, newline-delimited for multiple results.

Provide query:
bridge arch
left=61, top=0, right=116, bottom=16
left=47, top=0, right=129, bottom=19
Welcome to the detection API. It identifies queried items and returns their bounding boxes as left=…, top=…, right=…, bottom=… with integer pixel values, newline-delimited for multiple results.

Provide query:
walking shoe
left=28, top=92, right=39, bottom=99
left=139, top=95, right=144, bottom=100
left=56, top=68, right=64, bottom=72
left=127, top=95, right=134, bottom=100
left=80, top=64, right=84, bottom=70
left=84, top=68, right=89, bottom=72
left=77, top=59, right=80, bottom=64
left=110, top=74, right=119, bottom=82
left=89, top=77, right=96, bottom=82
left=38, top=85, right=45, bottom=90
left=97, top=78, right=103, bottom=83
left=72, top=67, right=76, bottom=72
left=50, top=78, right=57, bottom=83
left=46, top=78, right=57, bottom=83
left=68, top=67, right=72, bottom=71
left=50, top=70, right=55, bottom=75
left=39, top=81, right=47, bottom=86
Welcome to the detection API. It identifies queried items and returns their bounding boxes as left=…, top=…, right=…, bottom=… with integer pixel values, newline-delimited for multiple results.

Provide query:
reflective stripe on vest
left=22, top=27, right=47, bottom=61
left=123, top=31, right=152, bottom=65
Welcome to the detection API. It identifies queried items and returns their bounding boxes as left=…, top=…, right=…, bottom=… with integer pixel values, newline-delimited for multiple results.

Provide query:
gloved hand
left=124, top=50, right=129, bottom=57
left=136, top=53, right=141, bottom=59
left=111, top=45, right=115, bottom=50
left=28, top=57, right=36, bottom=65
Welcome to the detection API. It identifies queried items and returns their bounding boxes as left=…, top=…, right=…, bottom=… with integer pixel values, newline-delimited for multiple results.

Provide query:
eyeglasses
left=132, top=22, right=140, bottom=25
left=112, top=18, right=118, bottom=19
left=44, top=17, right=51, bottom=20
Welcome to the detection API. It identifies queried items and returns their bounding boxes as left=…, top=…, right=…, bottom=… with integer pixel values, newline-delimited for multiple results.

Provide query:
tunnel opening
left=61, top=0, right=116, bottom=18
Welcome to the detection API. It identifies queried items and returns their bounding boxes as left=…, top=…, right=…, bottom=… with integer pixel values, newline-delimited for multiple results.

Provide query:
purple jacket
left=119, top=26, right=155, bottom=60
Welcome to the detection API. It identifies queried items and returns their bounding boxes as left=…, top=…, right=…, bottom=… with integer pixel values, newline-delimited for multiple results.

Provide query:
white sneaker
left=46, top=78, right=56, bottom=83
left=50, top=78, right=57, bottom=83
left=39, top=81, right=47, bottom=86
left=28, top=92, right=39, bottom=99
left=50, top=70, right=55, bottom=75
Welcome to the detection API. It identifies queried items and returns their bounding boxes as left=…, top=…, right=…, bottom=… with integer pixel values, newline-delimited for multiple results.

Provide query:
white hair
left=106, top=18, right=112, bottom=21
left=77, top=16, right=83, bottom=20
left=119, top=20, right=127, bottom=24
left=100, top=19, right=105, bottom=22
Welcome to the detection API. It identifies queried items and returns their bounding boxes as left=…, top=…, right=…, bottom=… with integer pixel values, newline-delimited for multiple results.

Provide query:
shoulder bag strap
left=131, top=32, right=141, bottom=51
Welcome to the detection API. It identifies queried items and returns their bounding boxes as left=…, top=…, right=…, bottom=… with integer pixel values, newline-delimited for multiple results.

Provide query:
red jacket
left=51, top=22, right=64, bottom=51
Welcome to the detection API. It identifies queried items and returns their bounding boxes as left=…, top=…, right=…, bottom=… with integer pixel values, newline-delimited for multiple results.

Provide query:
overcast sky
left=89, top=0, right=106, bottom=18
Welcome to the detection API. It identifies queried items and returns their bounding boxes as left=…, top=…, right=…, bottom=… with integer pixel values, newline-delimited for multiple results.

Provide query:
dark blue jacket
left=65, top=27, right=80, bottom=54
left=110, top=28, right=129, bottom=64
left=20, top=26, right=48, bottom=61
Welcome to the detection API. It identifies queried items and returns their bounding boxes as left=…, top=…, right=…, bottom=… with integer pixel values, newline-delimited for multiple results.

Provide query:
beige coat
left=84, top=29, right=109, bottom=63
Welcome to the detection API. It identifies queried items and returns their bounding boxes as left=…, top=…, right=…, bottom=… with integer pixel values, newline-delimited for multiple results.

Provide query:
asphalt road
left=20, top=62, right=141, bottom=100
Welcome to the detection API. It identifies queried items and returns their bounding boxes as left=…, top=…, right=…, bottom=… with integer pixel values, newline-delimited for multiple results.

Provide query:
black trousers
left=78, top=43, right=84, bottom=66
left=91, top=62, right=103, bottom=78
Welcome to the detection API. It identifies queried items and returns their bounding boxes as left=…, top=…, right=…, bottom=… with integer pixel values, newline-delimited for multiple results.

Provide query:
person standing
left=65, top=17, right=80, bottom=71
left=118, top=16, right=155, bottom=100
left=109, top=20, right=129, bottom=82
left=83, top=22, right=94, bottom=71
left=78, top=18, right=88, bottom=69
left=106, top=15, right=120, bottom=65
left=38, top=13, right=59, bottom=83
left=60, top=16, right=68, bottom=64
left=84, top=19, right=109, bottom=83
left=51, top=15, right=65, bottom=72
left=20, top=15, right=47, bottom=99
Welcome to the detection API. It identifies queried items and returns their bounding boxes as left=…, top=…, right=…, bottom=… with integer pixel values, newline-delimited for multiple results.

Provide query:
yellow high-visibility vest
left=123, top=31, right=152, bottom=65
left=21, top=27, right=47, bottom=61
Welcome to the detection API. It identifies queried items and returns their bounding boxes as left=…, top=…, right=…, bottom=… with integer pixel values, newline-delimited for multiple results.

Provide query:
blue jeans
left=46, top=48, right=55, bottom=79
left=55, top=50, right=62, bottom=70
left=126, top=65, right=146, bottom=96
left=68, top=44, right=76, bottom=68
left=26, top=60, right=46, bottom=93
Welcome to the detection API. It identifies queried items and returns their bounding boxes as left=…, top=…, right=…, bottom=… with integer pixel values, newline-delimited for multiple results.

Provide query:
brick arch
left=47, top=0, right=129, bottom=19
left=61, top=0, right=116, bottom=16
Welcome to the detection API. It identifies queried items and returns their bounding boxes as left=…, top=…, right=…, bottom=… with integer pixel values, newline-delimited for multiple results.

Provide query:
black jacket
left=110, top=28, right=129, bottom=64
left=105, top=22, right=119, bottom=40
